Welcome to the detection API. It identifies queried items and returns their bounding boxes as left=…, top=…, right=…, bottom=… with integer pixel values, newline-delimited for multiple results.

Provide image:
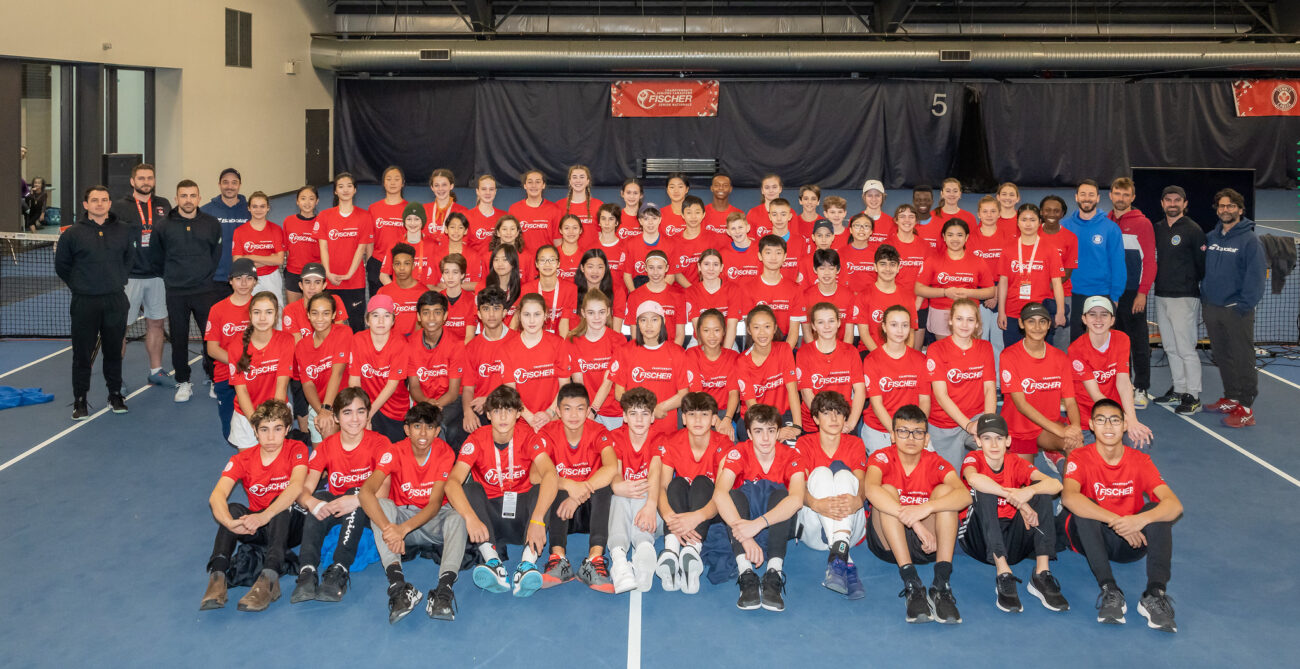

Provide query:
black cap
left=1161, top=185, right=1186, bottom=200
left=639, top=202, right=661, bottom=217
left=975, top=413, right=1009, bottom=438
left=811, top=219, right=835, bottom=236
left=218, top=167, right=242, bottom=182
left=299, top=262, right=327, bottom=280
left=1020, top=302, right=1051, bottom=321
left=229, top=258, right=258, bottom=279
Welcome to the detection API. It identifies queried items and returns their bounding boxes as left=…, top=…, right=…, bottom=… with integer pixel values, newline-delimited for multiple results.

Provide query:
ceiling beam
left=467, top=0, right=494, bottom=31
left=873, top=0, right=913, bottom=33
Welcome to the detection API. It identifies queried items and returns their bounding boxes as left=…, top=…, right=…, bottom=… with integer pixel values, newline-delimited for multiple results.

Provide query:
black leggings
left=665, top=476, right=717, bottom=537
left=727, top=486, right=790, bottom=560
left=463, top=480, right=539, bottom=549
left=366, top=256, right=384, bottom=298
left=299, top=491, right=370, bottom=570
left=207, top=503, right=304, bottom=574
left=546, top=487, right=612, bottom=552
left=1062, top=502, right=1172, bottom=589
left=959, top=492, right=1055, bottom=565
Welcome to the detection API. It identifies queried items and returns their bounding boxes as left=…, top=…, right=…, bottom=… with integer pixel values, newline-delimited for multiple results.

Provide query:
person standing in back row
left=1062, top=180, right=1125, bottom=342
left=1149, top=186, right=1206, bottom=416
left=201, top=168, right=250, bottom=299
left=1106, top=178, right=1156, bottom=410
left=55, top=186, right=136, bottom=419
left=1201, top=188, right=1266, bottom=428
left=111, top=163, right=173, bottom=390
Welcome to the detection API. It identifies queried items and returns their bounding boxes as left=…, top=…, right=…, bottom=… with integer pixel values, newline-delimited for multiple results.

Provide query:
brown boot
left=237, top=573, right=282, bottom=612
left=200, top=571, right=228, bottom=610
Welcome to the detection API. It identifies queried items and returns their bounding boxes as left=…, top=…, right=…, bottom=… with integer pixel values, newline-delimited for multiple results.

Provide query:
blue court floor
left=2, top=336, right=1299, bottom=668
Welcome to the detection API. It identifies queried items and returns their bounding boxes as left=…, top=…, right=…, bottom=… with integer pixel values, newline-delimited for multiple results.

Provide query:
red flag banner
left=610, top=80, right=720, bottom=118
left=1232, top=79, right=1300, bottom=117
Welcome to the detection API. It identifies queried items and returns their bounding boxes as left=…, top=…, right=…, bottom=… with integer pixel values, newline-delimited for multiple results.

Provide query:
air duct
left=311, top=37, right=1300, bottom=75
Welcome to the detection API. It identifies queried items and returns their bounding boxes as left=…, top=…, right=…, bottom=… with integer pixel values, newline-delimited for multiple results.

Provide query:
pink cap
left=366, top=294, right=396, bottom=314
left=635, top=301, right=665, bottom=319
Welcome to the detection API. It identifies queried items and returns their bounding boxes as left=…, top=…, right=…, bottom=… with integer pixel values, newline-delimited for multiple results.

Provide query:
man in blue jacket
left=1062, top=179, right=1127, bottom=341
left=200, top=167, right=249, bottom=298
left=1201, top=188, right=1266, bottom=428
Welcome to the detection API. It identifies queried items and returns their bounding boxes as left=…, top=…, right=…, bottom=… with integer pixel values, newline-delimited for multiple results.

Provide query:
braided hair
left=237, top=291, right=280, bottom=374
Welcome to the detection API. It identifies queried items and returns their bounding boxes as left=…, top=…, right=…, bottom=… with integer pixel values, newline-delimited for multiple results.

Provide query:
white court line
left=1260, top=368, right=1300, bottom=392
left=1255, top=224, right=1299, bottom=235
left=1160, top=404, right=1300, bottom=488
left=627, top=590, right=642, bottom=669
left=0, top=345, right=72, bottom=379
left=0, top=355, right=201, bottom=474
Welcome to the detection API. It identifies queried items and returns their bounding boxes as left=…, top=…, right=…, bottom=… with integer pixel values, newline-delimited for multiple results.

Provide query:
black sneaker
left=1138, top=588, right=1177, bottom=633
left=387, top=582, right=422, bottom=624
left=1153, top=387, right=1181, bottom=405
left=1096, top=583, right=1127, bottom=624
left=1027, top=570, right=1070, bottom=612
left=290, top=568, right=318, bottom=604
left=1175, top=394, right=1201, bottom=416
left=317, top=564, right=349, bottom=602
left=931, top=584, right=962, bottom=624
left=736, top=569, right=761, bottom=610
left=900, top=581, right=933, bottom=623
left=108, top=393, right=128, bottom=414
left=72, top=397, right=89, bottom=421
left=426, top=573, right=458, bottom=621
left=995, top=573, right=1022, bottom=613
left=760, top=569, right=786, bottom=612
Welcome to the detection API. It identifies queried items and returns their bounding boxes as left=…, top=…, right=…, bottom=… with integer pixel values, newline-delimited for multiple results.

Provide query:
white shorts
left=253, top=271, right=285, bottom=309
left=125, top=276, right=167, bottom=322
left=228, top=411, right=258, bottom=449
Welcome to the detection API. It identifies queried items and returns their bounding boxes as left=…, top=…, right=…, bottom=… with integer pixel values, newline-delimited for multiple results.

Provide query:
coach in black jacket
left=149, top=179, right=224, bottom=402
left=54, top=185, right=136, bottom=419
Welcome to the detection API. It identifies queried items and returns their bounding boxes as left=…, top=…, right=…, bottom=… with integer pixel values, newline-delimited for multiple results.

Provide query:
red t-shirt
left=721, top=441, right=804, bottom=487
left=516, top=279, right=578, bottom=334
left=795, top=340, right=864, bottom=431
left=283, top=214, right=319, bottom=273
left=555, top=245, right=584, bottom=283
left=380, top=237, right=439, bottom=286
left=745, top=205, right=776, bottom=239
left=223, top=440, right=309, bottom=512
left=866, top=211, right=896, bottom=237
left=1068, top=331, right=1131, bottom=420
left=929, top=208, right=977, bottom=231
left=657, top=429, right=730, bottom=481
left=610, top=342, right=687, bottom=404
left=926, top=336, right=996, bottom=429
left=849, top=284, right=917, bottom=349
left=555, top=197, right=604, bottom=233
left=966, top=226, right=1011, bottom=277
left=999, top=341, right=1075, bottom=439
left=617, top=211, right=642, bottom=241
left=718, top=242, right=761, bottom=283
left=998, top=237, right=1066, bottom=318
left=313, top=207, right=375, bottom=290
left=567, top=328, right=626, bottom=417
left=918, top=251, right=996, bottom=311
left=349, top=330, right=410, bottom=421
left=683, top=281, right=736, bottom=324
left=376, top=438, right=457, bottom=508
left=796, top=433, right=868, bottom=473
left=422, top=201, right=470, bottom=239
left=869, top=446, right=959, bottom=506
left=837, top=243, right=878, bottom=293
left=465, top=206, right=504, bottom=252
left=961, top=450, right=1038, bottom=520
left=406, top=330, right=466, bottom=402
left=623, top=235, right=677, bottom=280
left=368, top=200, right=409, bottom=261
left=606, top=426, right=661, bottom=482
left=462, top=329, right=517, bottom=398
left=996, top=215, right=1019, bottom=237
left=309, top=430, right=389, bottom=495
left=441, top=290, right=477, bottom=342
left=670, top=230, right=727, bottom=283
left=1042, top=227, right=1079, bottom=296
left=625, top=284, right=688, bottom=336
left=659, top=207, right=687, bottom=238
left=503, top=331, right=572, bottom=413
left=731, top=276, right=806, bottom=337
left=862, top=346, right=930, bottom=432
left=594, top=239, right=629, bottom=280
left=770, top=232, right=807, bottom=282
left=226, top=330, right=295, bottom=415
left=457, top=424, right=540, bottom=498
left=735, top=341, right=797, bottom=416
left=1064, top=445, right=1165, bottom=517
left=294, top=323, right=351, bottom=387
left=685, top=347, right=740, bottom=412
left=204, top=297, right=250, bottom=383
left=887, top=234, right=932, bottom=292
left=231, top=221, right=285, bottom=276
left=703, top=204, right=742, bottom=236
left=801, top=283, right=857, bottom=340
left=508, top=200, right=561, bottom=251
left=531, top=420, right=609, bottom=482
left=281, top=294, right=348, bottom=339
left=376, top=282, right=427, bottom=338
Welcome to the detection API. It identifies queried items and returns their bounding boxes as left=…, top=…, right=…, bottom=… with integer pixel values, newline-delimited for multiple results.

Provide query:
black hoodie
left=54, top=212, right=136, bottom=295
left=149, top=207, right=224, bottom=295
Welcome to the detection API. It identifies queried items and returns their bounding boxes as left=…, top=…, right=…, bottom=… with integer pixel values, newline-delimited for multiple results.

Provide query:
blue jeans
left=215, top=379, right=235, bottom=440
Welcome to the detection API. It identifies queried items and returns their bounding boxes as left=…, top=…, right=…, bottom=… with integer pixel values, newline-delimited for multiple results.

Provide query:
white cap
left=1082, top=295, right=1115, bottom=315
left=861, top=179, right=885, bottom=194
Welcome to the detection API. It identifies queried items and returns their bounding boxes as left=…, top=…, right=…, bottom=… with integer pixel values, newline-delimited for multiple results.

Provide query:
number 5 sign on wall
left=931, top=93, right=948, bottom=117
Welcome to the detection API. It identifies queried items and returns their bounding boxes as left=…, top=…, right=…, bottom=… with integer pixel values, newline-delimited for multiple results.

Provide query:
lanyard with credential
left=135, top=197, right=153, bottom=235
left=1017, top=237, right=1040, bottom=280
left=492, top=440, right=515, bottom=489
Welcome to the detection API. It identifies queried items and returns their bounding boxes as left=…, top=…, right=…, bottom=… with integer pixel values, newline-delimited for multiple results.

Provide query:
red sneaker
left=1221, top=405, right=1255, bottom=428
left=1205, top=397, right=1241, bottom=414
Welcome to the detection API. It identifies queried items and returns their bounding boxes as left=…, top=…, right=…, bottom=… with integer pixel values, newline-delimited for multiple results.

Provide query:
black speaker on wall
left=102, top=153, right=142, bottom=201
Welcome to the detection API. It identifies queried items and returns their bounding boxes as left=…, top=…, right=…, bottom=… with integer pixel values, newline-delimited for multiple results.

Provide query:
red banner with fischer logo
left=1232, top=79, right=1300, bottom=117
left=610, top=80, right=720, bottom=118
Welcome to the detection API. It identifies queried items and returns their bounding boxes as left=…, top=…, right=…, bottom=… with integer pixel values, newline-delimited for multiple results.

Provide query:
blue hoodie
left=1062, top=209, right=1126, bottom=301
left=200, top=194, right=250, bottom=281
left=1201, top=218, right=1265, bottom=313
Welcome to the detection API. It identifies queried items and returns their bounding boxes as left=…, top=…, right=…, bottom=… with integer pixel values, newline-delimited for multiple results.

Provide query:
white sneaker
left=633, top=542, right=658, bottom=593
left=208, top=381, right=216, bottom=399
left=656, top=549, right=680, bottom=592
left=1133, top=389, right=1150, bottom=410
left=680, top=545, right=703, bottom=595
left=174, top=382, right=193, bottom=403
left=610, top=553, right=637, bottom=594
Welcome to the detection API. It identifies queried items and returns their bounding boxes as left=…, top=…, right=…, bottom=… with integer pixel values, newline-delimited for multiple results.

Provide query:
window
left=225, top=8, right=252, bottom=68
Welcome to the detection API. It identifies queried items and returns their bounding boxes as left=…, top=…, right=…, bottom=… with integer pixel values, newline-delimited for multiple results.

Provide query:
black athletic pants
left=207, top=503, right=304, bottom=574
left=463, top=480, right=539, bottom=549
left=727, top=485, right=791, bottom=560
left=299, top=491, right=370, bottom=570
left=70, top=292, right=128, bottom=398
left=366, top=256, right=384, bottom=299
left=959, top=492, right=1055, bottom=565
left=370, top=412, right=408, bottom=443
left=1062, top=502, right=1172, bottom=589
left=336, top=288, right=368, bottom=333
left=165, top=289, right=218, bottom=384
left=546, top=487, right=612, bottom=552
left=1115, top=290, right=1151, bottom=391
left=665, top=476, right=718, bottom=537
left=1203, top=302, right=1258, bottom=408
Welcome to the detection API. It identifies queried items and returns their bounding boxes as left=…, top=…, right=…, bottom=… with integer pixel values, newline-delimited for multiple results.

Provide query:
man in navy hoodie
left=1107, top=178, right=1157, bottom=409
left=1201, top=188, right=1266, bottom=428
left=1062, top=179, right=1126, bottom=342
left=200, top=167, right=250, bottom=299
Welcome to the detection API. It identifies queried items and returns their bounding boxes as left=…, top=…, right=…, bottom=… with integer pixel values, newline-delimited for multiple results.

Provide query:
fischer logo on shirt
left=379, top=452, right=394, bottom=465
left=1020, top=377, right=1062, bottom=394
left=811, top=373, right=852, bottom=390
left=360, top=363, right=391, bottom=380
left=1009, top=260, right=1045, bottom=273
left=727, top=449, right=742, bottom=462
left=877, top=376, right=918, bottom=392
left=484, top=465, right=528, bottom=486
left=474, top=228, right=494, bottom=242
left=327, top=228, right=358, bottom=241
left=329, top=470, right=371, bottom=490
left=417, top=366, right=448, bottom=382
left=631, top=366, right=673, bottom=383
left=243, top=240, right=275, bottom=253
left=927, top=359, right=937, bottom=372
left=845, top=260, right=874, bottom=273
left=623, top=464, right=648, bottom=481
left=242, top=362, right=280, bottom=379
left=898, top=492, right=931, bottom=505
left=633, top=260, right=647, bottom=274
left=399, top=481, right=431, bottom=500
left=935, top=272, right=972, bottom=284
left=578, top=359, right=609, bottom=373
left=247, top=480, right=290, bottom=498
left=514, top=366, right=555, bottom=383
left=899, top=258, right=924, bottom=267
left=556, top=463, right=593, bottom=478
left=305, top=361, right=334, bottom=379
left=288, top=232, right=314, bottom=245
left=947, top=368, right=984, bottom=383
left=677, top=253, right=698, bottom=268
left=874, top=451, right=889, bottom=463
left=618, top=228, right=640, bottom=240
left=726, top=266, right=758, bottom=280
left=1072, top=360, right=1085, bottom=373
left=749, top=376, right=783, bottom=395
left=1092, top=368, right=1117, bottom=384
left=1093, top=480, right=1136, bottom=500
left=222, top=323, right=247, bottom=337
left=477, top=361, right=504, bottom=377
left=700, top=375, right=728, bottom=390
left=1001, top=369, right=1013, bottom=384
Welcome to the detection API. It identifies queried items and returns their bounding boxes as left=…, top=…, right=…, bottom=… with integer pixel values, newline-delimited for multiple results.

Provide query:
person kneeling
left=958, top=413, right=1068, bottom=613
left=1060, top=399, right=1182, bottom=632
left=444, top=385, right=558, bottom=598
left=201, top=399, right=308, bottom=612
left=656, top=391, right=732, bottom=594
left=357, top=401, right=467, bottom=623
left=714, top=404, right=807, bottom=612
left=864, top=404, right=971, bottom=624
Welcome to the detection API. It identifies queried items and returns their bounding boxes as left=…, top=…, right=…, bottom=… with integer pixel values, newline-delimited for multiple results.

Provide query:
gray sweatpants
left=1155, top=295, right=1202, bottom=396
left=927, top=424, right=974, bottom=470
left=373, top=498, right=467, bottom=578
left=607, top=494, right=662, bottom=551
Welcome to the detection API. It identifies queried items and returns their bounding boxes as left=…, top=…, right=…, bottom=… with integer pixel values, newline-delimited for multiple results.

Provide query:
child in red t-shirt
left=293, top=291, right=350, bottom=442
left=794, top=391, right=869, bottom=598
left=734, top=306, right=800, bottom=441
left=915, top=220, right=997, bottom=338
left=625, top=250, right=688, bottom=346
left=837, top=213, right=878, bottom=293
left=848, top=244, right=918, bottom=354
left=998, top=302, right=1083, bottom=465
left=1068, top=296, right=1153, bottom=447
left=407, top=292, right=467, bottom=447
left=796, top=302, right=866, bottom=432
left=375, top=242, right=427, bottom=338
left=231, top=192, right=286, bottom=298
left=509, top=170, right=561, bottom=252
left=747, top=174, right=784, bottom=239
left=607, top=300, right=688, bottom=435
left=730, top=236, right=806, bottom=349
left=718, top=212, right=760, bottom=285
left=684, top=308, right=740, bottom=439
left=623, top=204, right=675, bottom=293
left=861, top=305, right=931, bottom=453
left=617, top=180, right=645, bottom=241
left=348, top=295, right=410, bottom=443
left=283, top=186, right=320, bottom=304
left=671, top=195, right=725, bottom=287
left=605, top=387, right=667, bottom=594
left=226, top=292, right=295, bottom=450
left=505, top=293, right=572, bottom=430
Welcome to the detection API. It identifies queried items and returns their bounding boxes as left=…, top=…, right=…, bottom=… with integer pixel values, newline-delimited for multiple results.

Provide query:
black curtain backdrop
left=335, top=78, right=1296, bottom=189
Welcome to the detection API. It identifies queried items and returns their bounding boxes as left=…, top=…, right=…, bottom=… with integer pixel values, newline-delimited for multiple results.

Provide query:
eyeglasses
left=1092, top=416, right=1124, bottom=427
left=893, top=427, right=928, bottom=440
left=536, top=257, right=559, bottom=265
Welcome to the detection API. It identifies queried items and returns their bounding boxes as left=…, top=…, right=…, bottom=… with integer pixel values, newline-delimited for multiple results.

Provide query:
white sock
left=664, top=534, right=681, bottom=554
left=736, top=556, right=753, bottom=573
left=611, top=546, right=628, bottom=563
left=150, top=367, right=162, bottom=375
left=479, top=544, right=499, bottom=562
left=768, top=557, right=783, bottom=573
left=683, top=540, right=701, bottom=552
left=522, top=546, right=539, bottom=564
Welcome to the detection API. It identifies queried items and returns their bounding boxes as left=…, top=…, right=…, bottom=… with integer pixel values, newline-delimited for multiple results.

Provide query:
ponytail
left=237, top=292, right=280, bottom=374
